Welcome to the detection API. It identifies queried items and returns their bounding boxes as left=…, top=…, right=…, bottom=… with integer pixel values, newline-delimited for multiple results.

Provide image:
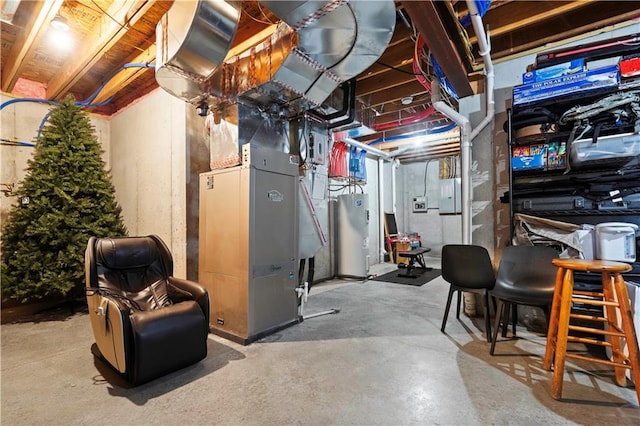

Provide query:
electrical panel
left=439, top=178, right=461, bottom=214
left=413, top=196, right=428, bottom=212
left=309, top=129, right=328, bottom=165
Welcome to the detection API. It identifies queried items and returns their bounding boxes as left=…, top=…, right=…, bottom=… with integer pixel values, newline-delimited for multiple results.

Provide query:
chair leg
left=501, top=303, right=510, bottom=338
left=441, top=287, right=456, bottom=334
left=490, top=299, right=505, bottom=355
left=456, top=289, right=462, bottom=319
left=483, top=290, right=492, bottom=343
left=612, top=271, right=640, bottom=404
left=512, top=304, right=518, bottom=336
left=544, top=267, right=566, bottom=371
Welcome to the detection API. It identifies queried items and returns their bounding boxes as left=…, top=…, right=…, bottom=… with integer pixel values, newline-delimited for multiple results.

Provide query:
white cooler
left=595, top=222, right=638, bottom=262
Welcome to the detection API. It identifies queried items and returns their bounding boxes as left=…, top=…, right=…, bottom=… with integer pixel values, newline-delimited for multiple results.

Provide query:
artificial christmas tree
left=1, top=96, right=127, bottom=303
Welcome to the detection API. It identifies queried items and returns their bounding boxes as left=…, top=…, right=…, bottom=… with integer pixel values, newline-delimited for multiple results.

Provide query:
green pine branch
left=1, top=95, right=127, bottom=303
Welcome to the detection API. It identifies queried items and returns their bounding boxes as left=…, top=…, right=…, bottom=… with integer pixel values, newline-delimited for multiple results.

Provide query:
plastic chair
left=490, top=245, right=559, bottom=355
left=441, top=244, right=496, bottom=342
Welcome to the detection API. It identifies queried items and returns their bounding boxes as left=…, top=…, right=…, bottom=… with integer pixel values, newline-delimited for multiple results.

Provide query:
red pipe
left=413, top=34, right=431, bottom=93
left=372, top=34, right=436, bottom=132
left=373, top=105, right=436, bottom=131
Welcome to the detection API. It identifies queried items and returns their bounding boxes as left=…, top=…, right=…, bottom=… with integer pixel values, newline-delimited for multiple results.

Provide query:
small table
left=397, top=247, right=431, bottom=278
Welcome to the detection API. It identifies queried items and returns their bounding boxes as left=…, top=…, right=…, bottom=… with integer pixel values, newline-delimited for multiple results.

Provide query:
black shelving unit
left=505, top=85, right=640, bottom=280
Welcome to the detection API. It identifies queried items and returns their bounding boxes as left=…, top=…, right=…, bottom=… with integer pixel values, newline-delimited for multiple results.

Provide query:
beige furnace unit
left=199, top=144, right=299, bottom=344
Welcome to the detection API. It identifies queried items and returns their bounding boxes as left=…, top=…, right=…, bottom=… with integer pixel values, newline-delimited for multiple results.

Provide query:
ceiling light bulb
left=51, top=15, right=69, bottom=31
left=401, top=96, right=413, bottom=105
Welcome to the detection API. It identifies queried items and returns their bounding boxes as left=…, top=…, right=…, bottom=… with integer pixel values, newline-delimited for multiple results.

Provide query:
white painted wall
left=110, top=88, right=188, bottom=277
left=0, top=94, right=110, bottom=227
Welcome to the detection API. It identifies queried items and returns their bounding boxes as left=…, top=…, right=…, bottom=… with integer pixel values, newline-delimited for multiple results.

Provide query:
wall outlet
left=413, top=196, right=428, bottom=212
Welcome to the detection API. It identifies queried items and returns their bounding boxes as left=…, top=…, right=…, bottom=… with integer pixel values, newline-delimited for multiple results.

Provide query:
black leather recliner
left=85, top=235, right=210, bottom=385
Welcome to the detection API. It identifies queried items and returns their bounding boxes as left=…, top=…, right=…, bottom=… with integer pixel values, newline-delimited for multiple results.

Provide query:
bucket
left=595, top=222, right=638, bottom=262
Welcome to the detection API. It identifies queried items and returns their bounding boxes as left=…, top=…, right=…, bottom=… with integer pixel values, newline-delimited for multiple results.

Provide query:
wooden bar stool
left=543, top=258, right=640, bottom=403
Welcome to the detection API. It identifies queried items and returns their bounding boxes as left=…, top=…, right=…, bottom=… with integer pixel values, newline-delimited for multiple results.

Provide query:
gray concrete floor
left=2, top=257, right=639, bottom=425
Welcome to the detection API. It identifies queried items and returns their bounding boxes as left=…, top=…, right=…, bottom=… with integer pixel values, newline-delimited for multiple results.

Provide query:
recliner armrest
left=168, top=277, right=210, bottom=326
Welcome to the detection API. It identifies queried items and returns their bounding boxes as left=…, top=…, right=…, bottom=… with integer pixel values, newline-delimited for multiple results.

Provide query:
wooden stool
left=543, top=258, right=640, bottom=403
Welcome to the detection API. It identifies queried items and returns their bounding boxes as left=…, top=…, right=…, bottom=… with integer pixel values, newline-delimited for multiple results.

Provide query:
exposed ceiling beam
left=466, top=0, right=593, bottom=44
left=357, top=68, right=417, bottom=97
left=1, top=0, right=63, bottom=92
left=491, top=6, right=640, bottom=61
left=402, top=0, right=474, bottom=98
left=92, top=44, right=156, bottom=104
left=46, top=0, right=156, bottom=100
left=366, top=80, right=428, bottom=108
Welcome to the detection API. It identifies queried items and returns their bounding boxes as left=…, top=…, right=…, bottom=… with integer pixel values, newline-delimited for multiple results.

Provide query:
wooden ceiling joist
left=402, top=0, right=474, bottom=98
left=356, top=69, right=417, bottom=98
left=46, top=0, right=157, bottom=100
left=92, top=44, right=156, bottom=104
left=1, top=0, right=64, bottom=92
left=466, top=0, right=593, bottom=44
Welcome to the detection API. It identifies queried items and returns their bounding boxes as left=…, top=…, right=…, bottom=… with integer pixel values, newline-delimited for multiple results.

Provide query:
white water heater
left=336, top=193, right=370, bottom=278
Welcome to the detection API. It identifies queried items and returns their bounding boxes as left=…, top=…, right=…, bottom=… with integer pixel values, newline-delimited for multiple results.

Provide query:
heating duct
left=155, top=0, right=241, bottom=104
left=155, top=0, right=396, bottom=113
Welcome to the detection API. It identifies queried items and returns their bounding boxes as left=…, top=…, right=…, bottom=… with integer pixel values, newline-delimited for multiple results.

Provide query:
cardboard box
left=522, top=59, right=585, bottom=84
left=513, top=64, right=619, bottom=106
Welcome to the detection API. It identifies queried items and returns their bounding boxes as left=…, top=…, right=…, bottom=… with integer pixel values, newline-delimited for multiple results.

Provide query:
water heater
left=336, top=193, right=370, bottom=278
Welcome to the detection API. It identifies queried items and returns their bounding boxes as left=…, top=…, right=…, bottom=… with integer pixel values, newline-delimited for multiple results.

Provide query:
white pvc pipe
left=342, top=137, right=391, bottom=160
left=391, top=159, right=399, bottom=214
left=378, top=157, right=386, bottom=262
left=430, top=2, right=494, bottom=246
left=433, top=93, right=472, bottom=245
left=467, top=0, right=495, bottom=141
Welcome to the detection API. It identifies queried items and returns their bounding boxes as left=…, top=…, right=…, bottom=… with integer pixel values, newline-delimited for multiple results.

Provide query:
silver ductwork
left=156, top=0, right=395, bottom=112
left=257, top=0, right=396, bottom=108
left=155, top=0, right=241, bottom=103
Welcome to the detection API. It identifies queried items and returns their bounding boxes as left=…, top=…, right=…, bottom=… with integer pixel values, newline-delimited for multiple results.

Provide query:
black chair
left=490, top=245, right=558, bottom=355
left=441, top=244, right=496, bottom=342
left=85, top=235, right=210, bottom=385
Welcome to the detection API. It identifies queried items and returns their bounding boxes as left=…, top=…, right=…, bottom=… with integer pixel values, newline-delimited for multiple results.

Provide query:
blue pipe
left=36, top=97, right=113, bottom=140
left=0, top=138, right=36, bottom=147
left=1, top=62, right=154, bottom=110
left=0, top=98, right=58, bottom=110
left=81, top=62, right=155, bottom=105
left=2, top=63, right=154, bottom=143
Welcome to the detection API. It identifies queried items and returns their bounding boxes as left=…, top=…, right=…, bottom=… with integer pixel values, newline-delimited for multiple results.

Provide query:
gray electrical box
left=439, top=178, right=461, bottom=214
left=413, top=196, right=428, bottom=212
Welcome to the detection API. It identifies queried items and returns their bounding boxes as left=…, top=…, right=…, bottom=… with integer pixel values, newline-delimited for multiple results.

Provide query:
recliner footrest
left=130, top=301, right=208, bottom=384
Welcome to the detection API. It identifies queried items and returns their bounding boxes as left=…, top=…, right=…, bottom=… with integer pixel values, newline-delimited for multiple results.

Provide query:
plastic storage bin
left=570, top=132, right=640, bottom=169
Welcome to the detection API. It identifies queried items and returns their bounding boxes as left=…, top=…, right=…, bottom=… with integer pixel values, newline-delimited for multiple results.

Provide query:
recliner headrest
left=97, top=237, right=158, bottom=270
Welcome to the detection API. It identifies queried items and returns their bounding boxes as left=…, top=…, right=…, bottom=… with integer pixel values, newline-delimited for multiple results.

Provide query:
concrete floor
left=2, top=258, right=639, bottom=425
